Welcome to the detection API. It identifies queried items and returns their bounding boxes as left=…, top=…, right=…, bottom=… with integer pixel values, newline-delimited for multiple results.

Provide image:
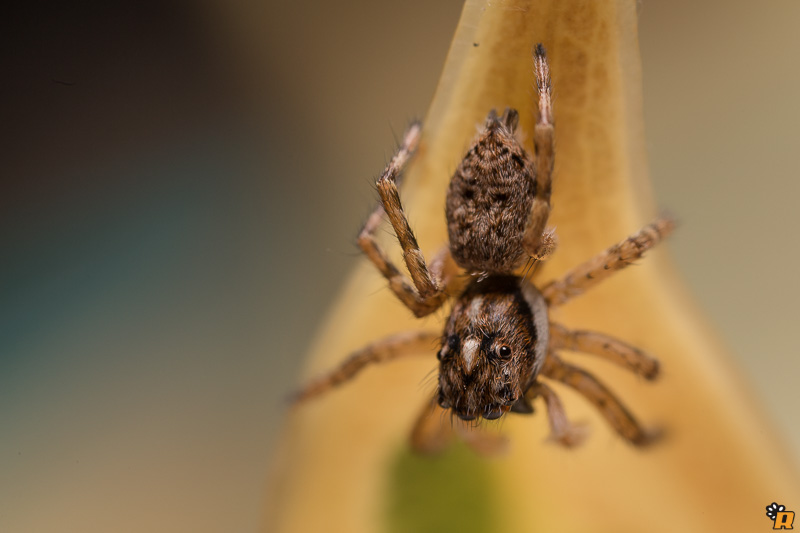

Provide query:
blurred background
left=2, top=1, right=799, bottom=531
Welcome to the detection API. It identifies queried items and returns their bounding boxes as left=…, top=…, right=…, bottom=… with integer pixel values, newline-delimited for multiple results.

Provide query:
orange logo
left=767, top=503, right=795, bottom=529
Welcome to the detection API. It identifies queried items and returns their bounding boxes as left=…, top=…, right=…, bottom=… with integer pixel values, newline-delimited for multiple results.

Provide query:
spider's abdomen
left=445, top=109, right=536, bottom=274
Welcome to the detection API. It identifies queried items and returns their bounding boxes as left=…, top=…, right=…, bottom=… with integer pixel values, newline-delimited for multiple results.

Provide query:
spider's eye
left=447, top=334, right=460, bottom=352
left=498, top=345, right=512, bottom=358
left=438, top=334, right=460, bottom=361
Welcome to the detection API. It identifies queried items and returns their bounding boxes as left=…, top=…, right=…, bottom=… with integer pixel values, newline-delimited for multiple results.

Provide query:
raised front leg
left=357, top=123, right=453, bottom=317
left=522, top=44, right=555, bottom=261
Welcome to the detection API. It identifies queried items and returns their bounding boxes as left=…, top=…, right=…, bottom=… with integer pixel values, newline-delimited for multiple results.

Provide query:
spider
left=293, top=45, right=674, bottom=451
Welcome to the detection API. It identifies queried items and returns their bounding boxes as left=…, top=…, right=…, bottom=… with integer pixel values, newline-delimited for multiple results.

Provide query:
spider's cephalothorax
left=293, top=45, right=674, bottom=452
left=446, top=110, right=537, bottom=274
left=436, top=275, right=548, bottom=421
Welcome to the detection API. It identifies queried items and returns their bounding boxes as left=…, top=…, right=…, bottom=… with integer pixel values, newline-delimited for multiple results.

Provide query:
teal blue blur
left=0, top=133, right=277, bottom=531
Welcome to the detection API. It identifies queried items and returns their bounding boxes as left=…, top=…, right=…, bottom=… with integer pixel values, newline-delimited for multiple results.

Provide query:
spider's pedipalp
left=410, top=393, right=456, bottom=455
left=410, top=393, right=509, bottom=456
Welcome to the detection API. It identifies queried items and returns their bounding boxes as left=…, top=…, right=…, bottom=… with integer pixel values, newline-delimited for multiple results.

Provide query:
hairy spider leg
left=542, top=217, right=676, bottom=307
left=526, top=381, right=586, bottom=447
left=548, top=322, right=660, bottom=379
left=541, top=354, right=654, bottom=445
left=357, top=122, right=455, bottom=317
left=291, top=330, right=440, bottom=403
left=522, top=44, right=556, bottom=261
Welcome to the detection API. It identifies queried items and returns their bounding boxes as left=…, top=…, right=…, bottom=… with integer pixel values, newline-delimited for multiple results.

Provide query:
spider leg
left=541, top=353, right=654, bottom=445
left=291, top=330, right=440, bottom=403
left=526, top=381, right=586, bottom=447
left=549, top=322, right=660, bottom=379
left=410, top=394, right=456, bottom=455
left=358, top=123, right=453, bottom=317
left=542, top=217, right=676, bottom=307
left=410, top=394, right=509, bottom=456
left=522, top=44, right=555, bottom=261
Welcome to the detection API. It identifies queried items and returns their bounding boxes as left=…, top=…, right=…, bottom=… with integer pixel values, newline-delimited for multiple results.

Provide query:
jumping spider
left=294, top=45, right=674, bottom=450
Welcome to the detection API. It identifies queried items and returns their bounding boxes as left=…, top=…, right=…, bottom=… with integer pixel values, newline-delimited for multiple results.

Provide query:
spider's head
left=436, top=275, right=548, bottom=421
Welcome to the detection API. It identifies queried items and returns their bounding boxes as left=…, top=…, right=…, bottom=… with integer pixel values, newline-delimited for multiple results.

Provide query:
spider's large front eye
left=498, top=345, right=512, bottom=358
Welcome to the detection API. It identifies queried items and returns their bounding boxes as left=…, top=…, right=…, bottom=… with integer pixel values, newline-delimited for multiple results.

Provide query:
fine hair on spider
left=292, top=44, right=675, bottom=452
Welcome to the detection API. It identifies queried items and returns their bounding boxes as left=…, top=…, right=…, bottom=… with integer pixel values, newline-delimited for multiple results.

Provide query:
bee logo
left=767, top=502, right=794, bottom=529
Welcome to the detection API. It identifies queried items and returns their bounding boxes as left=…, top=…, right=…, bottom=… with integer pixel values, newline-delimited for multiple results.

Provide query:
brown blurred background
left=1, top=1, right=799, bottom=531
